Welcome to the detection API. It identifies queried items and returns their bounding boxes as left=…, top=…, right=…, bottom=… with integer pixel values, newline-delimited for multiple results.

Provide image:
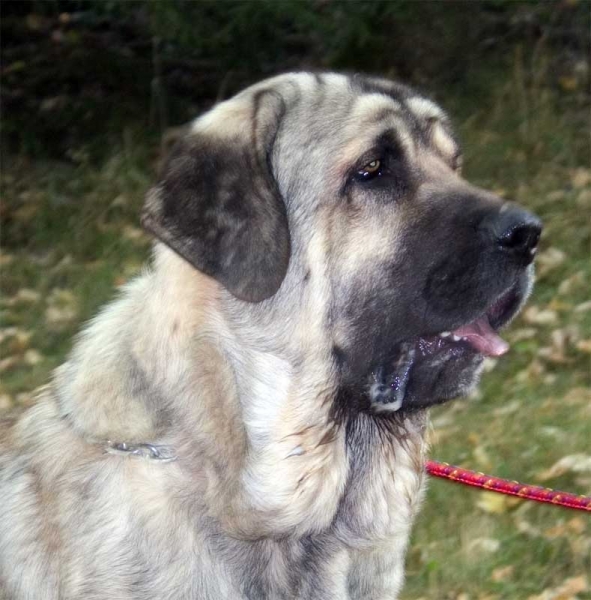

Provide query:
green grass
left=1, top=128, right=154, bottom=394
left=402, top=79, right=591, bottom=599
left=1, top=77, right=590, bottom=599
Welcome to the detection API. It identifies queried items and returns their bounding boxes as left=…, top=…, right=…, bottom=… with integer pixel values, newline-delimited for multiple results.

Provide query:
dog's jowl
left=0, top=73, right=541, bottom=599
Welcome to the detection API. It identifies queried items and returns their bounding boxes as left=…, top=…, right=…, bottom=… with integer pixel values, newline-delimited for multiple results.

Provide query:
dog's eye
left=355, top=159, right=382, bottom=182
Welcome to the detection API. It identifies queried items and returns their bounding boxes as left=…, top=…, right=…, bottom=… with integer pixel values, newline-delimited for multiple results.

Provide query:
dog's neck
left=54, top=246, right=427, bottom=540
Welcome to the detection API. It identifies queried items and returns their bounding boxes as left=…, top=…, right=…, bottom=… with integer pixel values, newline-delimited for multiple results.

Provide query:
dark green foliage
left=2, top=0, right=588, bottom=157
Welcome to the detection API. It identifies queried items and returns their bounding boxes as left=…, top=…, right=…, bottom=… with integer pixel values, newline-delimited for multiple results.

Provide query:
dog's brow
left=350, top=93, right=401, bottom=123
left=351, top=96, right=414, bottom=146
left=431, top=121, right=459, bottom=159
left=405, top=96, right=445, bottom=122
left=402, top=96, right=461, bottom=160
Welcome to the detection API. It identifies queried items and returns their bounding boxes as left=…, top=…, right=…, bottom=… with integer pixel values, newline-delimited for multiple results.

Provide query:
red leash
left=426, top=460, right=591, bottom=512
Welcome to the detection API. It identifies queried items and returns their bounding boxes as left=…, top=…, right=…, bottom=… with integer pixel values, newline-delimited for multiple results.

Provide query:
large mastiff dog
left=0, top=73, right=541, bottom=599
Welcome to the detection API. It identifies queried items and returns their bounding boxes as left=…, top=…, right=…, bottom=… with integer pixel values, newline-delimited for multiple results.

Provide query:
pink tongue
left=453, top=317, right=509, bottom=357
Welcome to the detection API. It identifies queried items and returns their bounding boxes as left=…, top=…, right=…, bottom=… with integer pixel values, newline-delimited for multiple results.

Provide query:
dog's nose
left=483, top=203, right=542, bottom=265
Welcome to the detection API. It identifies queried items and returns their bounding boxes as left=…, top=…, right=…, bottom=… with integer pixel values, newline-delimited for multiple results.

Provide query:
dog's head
left=142, top=72, right=541, bottom=415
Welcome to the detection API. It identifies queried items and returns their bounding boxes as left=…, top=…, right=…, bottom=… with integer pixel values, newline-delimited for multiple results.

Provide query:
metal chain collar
left=105, top=441, right=177, bottom=462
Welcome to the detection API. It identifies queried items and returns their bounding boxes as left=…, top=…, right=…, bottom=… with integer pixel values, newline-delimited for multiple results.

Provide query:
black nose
left=483, top=203, right=542, bottom=265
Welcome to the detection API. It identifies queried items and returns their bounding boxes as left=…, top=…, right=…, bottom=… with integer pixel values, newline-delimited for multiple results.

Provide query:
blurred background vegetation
left=1, top=1, right=590, bottom=598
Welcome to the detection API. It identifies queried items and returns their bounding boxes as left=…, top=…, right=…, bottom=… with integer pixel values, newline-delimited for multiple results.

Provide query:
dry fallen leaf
left=45, top=288, right=79, bottom=329
left=110, top=194, right=130, bottom=208
left=476, top=492, right=509, bottom=515
left=515, top=519, right=542, bottom=538
left=537, top=346, right=571, bottom=364
left=557, top=271, right=585, bottom=296
left=466, top=536, right=501, bottom=554
left=468, top=387, right=483, bottom=401
left=516, top=359, right=546, bottom=383
left=539, top=426, right=567, bottom=442
left=558, top=76, right=578, bottom=92
left=482, top=358, right=498, bottom=372
left=0, top=327, right=19, bottom=344
left=523, top=306, right=558, bottom=326
left=566, top=516, right=587, bottom=535
left=570, top=536, right=591, bottom=560
left=571, top=168, right=591, bottom=189
left=426, top=425, right=460, bottom=445
left=536, top=454, right=591, bottom=481
left=13, top=204, right=40, bottom=222
left=122, top=225, right=147, bottom=242
left=491, top=565, right=514, bottom=582
left=574, top=301, right=591, bottom=314
left=527, top=574, right=588, bottom=600
left=17, top=288, right=42, bottom=303
left=544, top=523, right=569, bottom=539
left=0, top=394, right=14, bottom=411
left=0, top=356, right=19, bottom=373
left=0, top=288, right=42, bottom=307
left=473, top=445, right=493, bottom=470
left=51, top=254, right=74, bottom=272
left=0, top=253, right=15, bottom=267
left=537, top=247, right=566, bottom=277
left=552, top=326, right=579, bottom=349
left=546, top=190, right=566, bottom=202
left=23, top=349, right=43, bottom=366
left=493, top=400, right=521, bottom=416
left=7, top=330, right=32, bottom=354
left=509, top=327, right=537, bottom=342
left=562, top=387, right=591, bottom=407
left=547, top=299, right=572, bottom=313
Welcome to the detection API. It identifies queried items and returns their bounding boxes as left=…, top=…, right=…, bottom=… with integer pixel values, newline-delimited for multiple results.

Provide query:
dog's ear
left=141, top=90, right=290, bottom=302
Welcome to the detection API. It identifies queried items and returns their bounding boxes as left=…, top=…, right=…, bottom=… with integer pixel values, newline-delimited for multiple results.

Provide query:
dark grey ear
left=141, top=90, right=290, bottom=302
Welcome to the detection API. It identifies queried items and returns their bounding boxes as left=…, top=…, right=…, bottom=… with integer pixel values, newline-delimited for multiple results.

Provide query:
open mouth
left=421, top=282, right=523, bottom=358
left=369, top=282, right=524, bottom=412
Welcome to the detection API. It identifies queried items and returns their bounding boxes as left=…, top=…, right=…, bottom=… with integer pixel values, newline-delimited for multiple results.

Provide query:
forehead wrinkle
left=405, top=96, right=446, bottom=122
left=349, top=93, right=402, bottom=123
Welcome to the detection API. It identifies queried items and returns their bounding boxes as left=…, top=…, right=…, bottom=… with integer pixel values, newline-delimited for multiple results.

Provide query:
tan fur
left=0, top=243, right=426, bottom=598
left=0, top=72, right=524, bottom=599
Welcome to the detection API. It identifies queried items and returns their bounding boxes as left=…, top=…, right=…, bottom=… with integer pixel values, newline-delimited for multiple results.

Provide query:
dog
left=0, top=72, right=541, bottom=599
